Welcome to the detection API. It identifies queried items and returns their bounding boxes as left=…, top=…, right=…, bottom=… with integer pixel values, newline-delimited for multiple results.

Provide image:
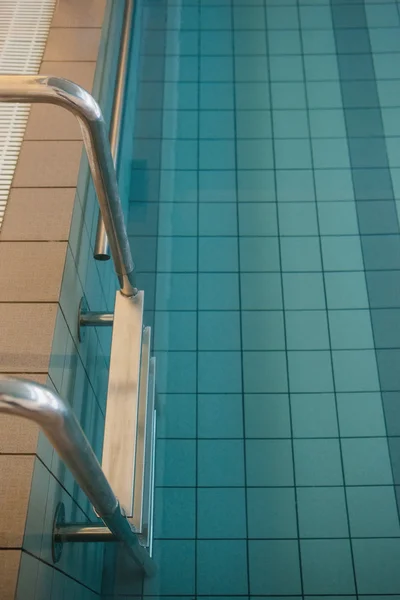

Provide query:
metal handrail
left=94, top=0, right=134, bottom=262
left=0, top=74, right=136, bottom=297
left=0, top=376, right=156, bottom=577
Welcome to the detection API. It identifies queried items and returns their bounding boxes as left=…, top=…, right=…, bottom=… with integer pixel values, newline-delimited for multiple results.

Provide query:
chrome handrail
left=94, top=0, right=134, bottom=262
left=0, top=376, right=156, bottom=577
left=0, top=74, right=136, bottom=297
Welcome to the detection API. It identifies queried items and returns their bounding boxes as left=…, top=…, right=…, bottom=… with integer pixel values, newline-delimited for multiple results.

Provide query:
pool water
left=106, top=0, right=400, bottom=596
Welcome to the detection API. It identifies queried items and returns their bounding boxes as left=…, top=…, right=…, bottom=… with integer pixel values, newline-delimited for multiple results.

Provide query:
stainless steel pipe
left=0, top=74, right=136, bottom=297
left=94, top=0, right=134, bottom=262
left=80, top=312, right=114, bottom=327
left=0, top=376, right=156, bottom=577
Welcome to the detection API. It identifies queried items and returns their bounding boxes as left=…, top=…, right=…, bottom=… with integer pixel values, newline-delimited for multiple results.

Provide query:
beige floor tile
left=0, top=188, right=75, bottom=241
left=0, top=303, right=57, bottom=373
left=13, top=141, right=82, bottom=188
left=43, top=28, right=101, bottom=62
left=52, top=0, right=107, bottom=28
left=0, top=550, right=20, bottom=600
left=0, top=456, right=35, bottom=547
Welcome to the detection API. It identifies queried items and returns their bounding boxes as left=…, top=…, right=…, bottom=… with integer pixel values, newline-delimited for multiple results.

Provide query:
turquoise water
left=108, top=0, right=400, bottom=595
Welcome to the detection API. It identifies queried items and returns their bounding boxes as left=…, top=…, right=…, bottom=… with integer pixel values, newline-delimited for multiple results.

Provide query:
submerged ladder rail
left=0, top=376, right=156, bottom=577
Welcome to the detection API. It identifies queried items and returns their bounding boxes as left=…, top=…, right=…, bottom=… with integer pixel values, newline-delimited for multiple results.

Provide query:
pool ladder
left=0, top=61, right=157, bottom=578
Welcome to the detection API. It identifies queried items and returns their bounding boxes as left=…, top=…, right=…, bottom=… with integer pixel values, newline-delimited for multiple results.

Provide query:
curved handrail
left=0, top=376, right=156, bottom=576
left=0, top=74, right=136, bottom=297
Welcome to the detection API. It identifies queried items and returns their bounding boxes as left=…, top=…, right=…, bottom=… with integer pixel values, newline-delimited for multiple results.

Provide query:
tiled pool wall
left=14, top=3, right=126, bottom=597
left=117, top=0, right=400, bottom=597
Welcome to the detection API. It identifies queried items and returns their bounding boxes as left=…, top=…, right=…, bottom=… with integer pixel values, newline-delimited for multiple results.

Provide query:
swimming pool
left=104, top=0, right=400, bottom=596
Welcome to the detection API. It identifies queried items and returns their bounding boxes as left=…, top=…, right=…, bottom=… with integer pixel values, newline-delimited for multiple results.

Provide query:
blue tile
left=342, top=438, right=393, bottom=485
left=201, top=56, right=233, bottom=83
left=325, top=272, right=369, bottom=309
left=239, top=203, right=277, bottom=236
left=339, top=54, right=375, bottom=81
left=128, top=202, right=158, bottom=236
left=154, top=488, right=196, bottom=538
left=237, top=139, right=274, bottom=169
left=198, top=488, right=246, bottom=538
left=301, top=540, right=355, bottom=595
left=162, top=139, right=198, bottom=170
left=242, top=311, right=285, bottom=350
left=278, top=202, right=318, bottom=235
left=281, top=237, right=322, bottom=272
left=305, top=55, right=339, bottom=81
left=302, top=30, right=336, bottom=54
left=235, top=30, right=267, bottom=55
left=332, top=350, right=380, bottom=392
left=154, top=311, right=197, bottom=350
left=130, top=168, right=160, bottom=203
left=246, top=439, right=294, bottom=486
left=247, top=488, right=297, bottom=539
left=163, top=82, right=199, bottom=110
left=243, top=352, right=288, bottom=393
left=139, top=82, right=164, bottom=109
left=294, top=439, right=343, bottom=485
left=277, top=169, right=315, bottom=202
left=267, top=6, right=299, bottom=29
left=283, top=272, right=326, bottom=309
left=197, top=540, right=248, bottom=595
left=236, top=56, right=269, bottom=81
left=234, top=5, right=265, bottom=29
left=241, top=273, right=282, bottom=309
left=329, top=310, right=374, bottom=350
left=158, top=202, right=197, bottom=236
left=249, top=540, right=301, bottom=595
left=236, top=82, right=270, bottom=109
left=201, top=30, right=233, bottom=55
left=286, top=310, right=329, bottom=351
left=159, top=170, right=197, bottom=202
left=244, top=394, right=291, bottom=438
left=200, top=82, right=234, bottom=109
left=199, top=203, right=237, bottom=235
left=347, top=486, right=400, bottom=537
left=199, top=273, right=239, bottom=309
left=288, top=351, right=334, bottom=392
left=133, top=139, right=161, bottom=170
left=321, top=236, right=364, bottom=271
left=198, top=439, right=245, bottom=486
left=163, top=110, right=197, bottom=139
left=199, top=237, right=238, bottom=271
left=156, top=273, right=197, bottom=309
left=307, top=81, right=343, bottom=108
left=144, top=540, right=195, bottom=595
left=274, top=110, right=308, bottom=138
left=198, top=394, right=243, bottom=438
left=200, top=110, right=234, bottom=139
left=300, top=5, right=332, bottom=28
left=312, top=138, right=350, bottom=169
left=131, top=236, right=157, bottom=272
left=353, top=539, right=400, bottom=594
left=237, top=170, right=275, bottom=202
left=157, top=394, right=197, bottom=438
left=155, top=351, right=197, bottom=393
left=240, top=237, right=280, bottom=271
left=198, top=351, right=242, bottom=392
left=272, top=82, right=306, bottom=109
left=270, top=56, right=303, bottom=82
left=366, top=2, right=400, bottom=27
left=370, top=27, right=400, bottom=53
left=200, top=6, right=232, bottom=29
left=166, top=30, right=198, bottom=55
left=291, top=393, right=338, bottom=437
left=157, top=237, right=197, bottom=272
left=318, top=201, right=359, bottom=235
left=200, top=140, right=235, bottom=170
left=236, top=110, right=272, bottom=138
left=135, top=109, right=162, bottom=139
left=275, top=139, right=312, bottom=169
left=337, top=392, right=386, bottom=437
left=164, top=56, right=198, bottom=82
left=297, top=487, right=349, bottom=538
left=199, top=170, right=236, bottom=202
left=155, top=439, right=196, bottom=486
left=310, top=109, right=346, bottom=138
left=198, top=311, right=241, bottom=350
left=166, top=5, right=199, bottom=29
left=315, top=169, right=354, bottom=201
left=268, top=30, right=301, bottom=55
